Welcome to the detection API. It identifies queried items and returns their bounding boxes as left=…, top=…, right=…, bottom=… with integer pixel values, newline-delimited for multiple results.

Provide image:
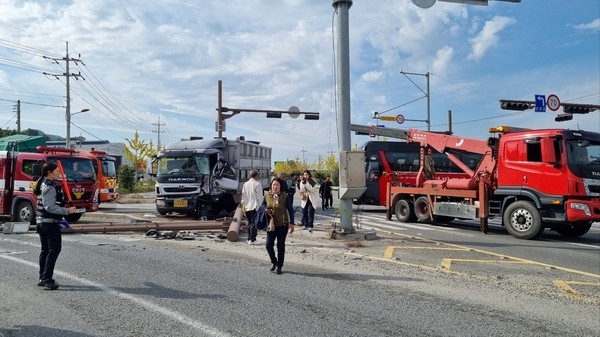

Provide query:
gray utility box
left=338, top=151, right=366, bottom=200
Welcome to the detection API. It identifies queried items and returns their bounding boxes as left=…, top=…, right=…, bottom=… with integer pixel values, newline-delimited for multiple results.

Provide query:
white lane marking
left=0, top=253, right=231, bottom=337
left=566, top=242, right=600, bottom=249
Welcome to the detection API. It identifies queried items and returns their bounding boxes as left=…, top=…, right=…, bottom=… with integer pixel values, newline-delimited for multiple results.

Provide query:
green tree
left=117, top=164, right=136, bottom=193
left=124, top=131, right=154, bottom=170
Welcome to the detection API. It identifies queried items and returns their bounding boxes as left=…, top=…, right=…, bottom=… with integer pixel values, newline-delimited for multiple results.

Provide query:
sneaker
left=301, top=227, right=308, bottom=231
left=250, top=240, right=261, bottom=245
left=308, top=229, right=313, bottom=233
left=37, top=279, right=45, bottom=287
left=247, top=240, right=252, bottom=245
left=275, top=267, right=282, bottom=275
left=270, top=264, right=277, bottom=272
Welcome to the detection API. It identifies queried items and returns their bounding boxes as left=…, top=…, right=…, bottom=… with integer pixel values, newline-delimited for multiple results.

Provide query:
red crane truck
left=386, top=126, right=600, bottom=239
left=0, top=146, right=99, bottom=225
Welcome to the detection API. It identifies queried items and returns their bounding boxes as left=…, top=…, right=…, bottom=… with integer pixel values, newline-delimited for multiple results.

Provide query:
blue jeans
left=265, top=225, right=288, bottom=268
left=37, top=222, right=62, bottom=281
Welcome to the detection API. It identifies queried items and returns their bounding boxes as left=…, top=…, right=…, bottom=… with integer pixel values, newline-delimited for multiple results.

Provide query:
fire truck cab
left=0, top=146, right=99, bottom=225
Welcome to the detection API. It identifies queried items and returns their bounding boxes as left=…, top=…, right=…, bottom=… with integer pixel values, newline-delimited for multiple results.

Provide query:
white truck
left=150, top=136, right=271, bottom=219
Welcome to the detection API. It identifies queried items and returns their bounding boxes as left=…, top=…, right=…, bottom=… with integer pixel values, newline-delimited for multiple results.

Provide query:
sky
left=0, top=0, right=599, bottom=164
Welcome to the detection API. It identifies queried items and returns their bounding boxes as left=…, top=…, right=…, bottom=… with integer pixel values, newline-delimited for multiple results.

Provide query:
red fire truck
left=79, top=149, right=119, bottom=203
left=0, top=146, right=99, bottom=225
left=386, top=126, right=600, bottom=239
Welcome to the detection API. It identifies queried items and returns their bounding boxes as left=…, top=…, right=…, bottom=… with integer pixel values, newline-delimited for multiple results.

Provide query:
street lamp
left=66, top=108, right=89, bottom=148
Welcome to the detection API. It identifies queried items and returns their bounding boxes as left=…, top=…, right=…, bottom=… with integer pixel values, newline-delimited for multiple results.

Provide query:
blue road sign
left=535, top=95, right=546, bottom=112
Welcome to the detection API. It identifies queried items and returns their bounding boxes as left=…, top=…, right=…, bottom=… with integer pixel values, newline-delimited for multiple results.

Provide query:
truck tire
left=16, top=201, right=36, bottom=226
left=503, top=201, right=544, bottom=239
left=64, top=213, right=83, bottom=222
left=395, top=199, right=417, bottom=222
left=414, top=196, right=432, bottom=221
left=554, top=221, right=592, bottom=237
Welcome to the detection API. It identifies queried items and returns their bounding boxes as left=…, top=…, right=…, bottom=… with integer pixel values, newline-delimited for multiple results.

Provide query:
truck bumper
left=156, top=195, right=198, bottom=214
left=565, top=199, right=600, bottom=222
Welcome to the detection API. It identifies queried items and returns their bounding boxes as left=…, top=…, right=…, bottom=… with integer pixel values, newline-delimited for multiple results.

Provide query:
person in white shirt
left=241, top=170, right=264, bottom=245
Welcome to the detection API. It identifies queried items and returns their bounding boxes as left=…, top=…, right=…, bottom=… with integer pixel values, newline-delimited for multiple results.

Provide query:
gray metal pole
left=332, top=0, right=353, bottom=232
left=426, top=72, right=431, bottom=131
left=65, top=41, right=71, bottom=148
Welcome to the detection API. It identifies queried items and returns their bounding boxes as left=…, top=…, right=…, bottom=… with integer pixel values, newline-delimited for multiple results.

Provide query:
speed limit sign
left=396, top=114, right=405, bottom=124
left=547, top=94, right=560, bottom=111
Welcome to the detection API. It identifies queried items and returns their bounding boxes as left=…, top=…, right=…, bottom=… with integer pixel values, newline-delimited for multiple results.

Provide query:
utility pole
left=153, top=116, right=165, bottom=150
left=15, top=100, right=21, bottom=133
left=43, top=41, right=84, bottom=148
left=400, top=70, right=431, bottom=131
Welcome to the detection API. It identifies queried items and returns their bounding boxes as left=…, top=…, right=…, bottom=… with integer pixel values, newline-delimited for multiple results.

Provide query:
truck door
left=499, top=137, right=564, bottom=196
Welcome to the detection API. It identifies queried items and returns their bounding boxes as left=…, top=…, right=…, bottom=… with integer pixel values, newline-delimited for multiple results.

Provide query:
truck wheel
left=554, top=221, right=592, bottom=237
left=64, top=213, right=83, bottom=222
left=395, top=199, right=417, bottom=222
left=414, top=196, right=432, bottom=221
left=16, top=201, right=35, bottom=226
left=503, top=201, right=544, bottom=239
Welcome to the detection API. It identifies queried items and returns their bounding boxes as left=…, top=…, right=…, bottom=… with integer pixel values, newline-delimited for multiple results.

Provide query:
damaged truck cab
left=150, top=136, right=271, bottom=219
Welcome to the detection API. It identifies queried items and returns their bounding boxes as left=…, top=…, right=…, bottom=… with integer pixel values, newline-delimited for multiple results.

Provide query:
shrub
left=118, top=164, right=136, bottom=193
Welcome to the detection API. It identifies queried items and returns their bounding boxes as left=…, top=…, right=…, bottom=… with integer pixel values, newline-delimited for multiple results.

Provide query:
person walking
left=264, top=178, right=292, bottom=274
left=241, top=170, right=263, bottom=245
left=324, top=175, right=334, bottom=209
left=286, top=173, right=297, bottom=233
left=298, top=170, right=318, bottom=232
left=34, top=162, right=77, bottom=290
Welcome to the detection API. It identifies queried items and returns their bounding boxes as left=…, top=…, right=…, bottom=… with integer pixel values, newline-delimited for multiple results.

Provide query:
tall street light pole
left=67, top=108, right=89, bottom=148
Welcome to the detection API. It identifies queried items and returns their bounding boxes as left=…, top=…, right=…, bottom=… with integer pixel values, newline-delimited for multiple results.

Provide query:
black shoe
left=43, top=280, right=59, bottom=290
left=270, top=264, right=277, bottom=272
left=275, top=267, right=282, bottom=275
left=301, top=227, right=308, bottom=231
left=37, top=279, right=45, bottom=287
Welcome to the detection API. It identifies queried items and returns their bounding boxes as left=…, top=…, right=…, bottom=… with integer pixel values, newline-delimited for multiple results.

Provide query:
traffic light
left=555, top=113, right=573, bottom=122
left=266, top=112, right=282, bottom=118
left=499, top=99, right=534, bottom=111
left=562, top=104, right=598, bottom=114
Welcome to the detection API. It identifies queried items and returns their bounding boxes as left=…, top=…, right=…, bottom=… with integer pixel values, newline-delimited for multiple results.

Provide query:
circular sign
left=396, top=114, right=405, bottom=124
left=288, top=106, right=300, bottom=119
left=547, top=94, right=561, bottom=111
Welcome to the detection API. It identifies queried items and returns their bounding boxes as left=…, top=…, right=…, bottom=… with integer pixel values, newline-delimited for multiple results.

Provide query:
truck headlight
left=156, top=200, right=165, bottom=207
left=570, top=202, right=591, bottom=216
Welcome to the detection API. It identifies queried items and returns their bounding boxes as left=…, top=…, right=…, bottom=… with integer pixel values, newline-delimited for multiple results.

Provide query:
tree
left=124, top=131, right=154, bottom=170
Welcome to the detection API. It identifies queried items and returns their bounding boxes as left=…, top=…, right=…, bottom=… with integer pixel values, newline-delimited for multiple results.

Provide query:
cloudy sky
left=0, top=0, right=598, bottom=163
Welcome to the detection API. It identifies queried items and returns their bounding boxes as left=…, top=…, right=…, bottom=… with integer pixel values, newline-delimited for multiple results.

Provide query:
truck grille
left=164, top=187, right=198, bottom=193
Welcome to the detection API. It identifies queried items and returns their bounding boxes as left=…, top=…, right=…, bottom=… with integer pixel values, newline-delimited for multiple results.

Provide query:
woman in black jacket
left=34, top=162, right=76, bottom=290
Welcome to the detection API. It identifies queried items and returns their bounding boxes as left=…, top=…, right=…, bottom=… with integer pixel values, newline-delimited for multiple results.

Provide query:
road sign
left=379, top=115, right=396, bottom=121
left=288, top=106, right=300, bottom=119
left=396, top=114, right=405, bottom=124
left=535, top=95, right=546, bottom=112
left=547, top=94, right=560, bottom=111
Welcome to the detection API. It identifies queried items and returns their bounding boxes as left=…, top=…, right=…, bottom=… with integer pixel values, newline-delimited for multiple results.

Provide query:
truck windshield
left=100, top=158, right=117, bottom=177
left=156, top=155, right=210, bottom=175
left=50, top=157, right=97, bottom=181
left=566, top=139, right=600, bottom=179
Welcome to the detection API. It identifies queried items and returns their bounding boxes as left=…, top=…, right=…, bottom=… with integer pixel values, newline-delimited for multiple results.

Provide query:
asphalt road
left=1, top=201, right=599, bottom=337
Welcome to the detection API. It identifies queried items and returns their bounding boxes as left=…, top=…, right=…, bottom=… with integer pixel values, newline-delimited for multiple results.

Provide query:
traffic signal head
left=499, top=99, right=533, bottom=111
left=562, top=104, right=597, bottom=114
left=555, top=113, right=573, bottom=122
left=266, top=112, right=282, bottom=118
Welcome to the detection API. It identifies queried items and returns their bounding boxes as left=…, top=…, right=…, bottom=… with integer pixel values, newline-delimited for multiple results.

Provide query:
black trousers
left=265, top=225, right=288, bottom=268
left=37, top=222, right=62, bottom=281
left=246, top=209, right=257, bottom=242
